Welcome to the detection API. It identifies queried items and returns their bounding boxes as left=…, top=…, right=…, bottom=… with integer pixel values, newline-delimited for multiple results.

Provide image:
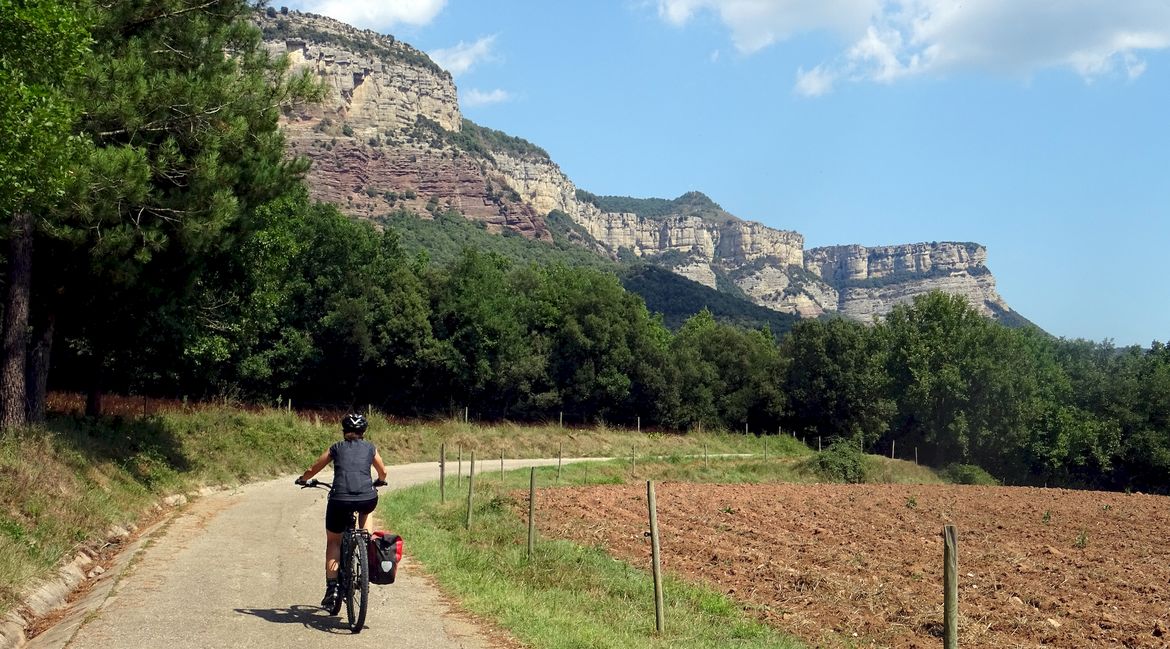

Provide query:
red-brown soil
left=533, top=483, right=1170, bottom=648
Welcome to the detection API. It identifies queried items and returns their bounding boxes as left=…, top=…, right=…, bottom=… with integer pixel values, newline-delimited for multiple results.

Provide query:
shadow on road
left=235, top=605, right=352, bottom=633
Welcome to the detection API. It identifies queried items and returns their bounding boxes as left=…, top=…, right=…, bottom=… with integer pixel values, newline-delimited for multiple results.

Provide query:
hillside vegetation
left=576, top=189, right=739, bottom=224
left=384, top=210, right=798, bottom=335
left=620, top=265, right=800, bottom=335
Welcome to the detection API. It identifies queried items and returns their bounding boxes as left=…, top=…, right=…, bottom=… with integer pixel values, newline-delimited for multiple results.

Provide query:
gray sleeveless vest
left=329, top=439, right=376, bottom=502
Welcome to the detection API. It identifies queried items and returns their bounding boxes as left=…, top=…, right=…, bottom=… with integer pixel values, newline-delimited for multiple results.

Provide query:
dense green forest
left=0, top=0, right=1167, bottom=493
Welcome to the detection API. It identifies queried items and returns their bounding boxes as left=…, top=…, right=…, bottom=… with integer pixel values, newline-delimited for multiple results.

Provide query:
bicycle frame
left=299, top=478, right=373, bottom=633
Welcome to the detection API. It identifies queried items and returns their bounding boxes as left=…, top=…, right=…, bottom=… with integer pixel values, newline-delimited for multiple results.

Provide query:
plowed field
left=534, top=483, right=1169, bottom=648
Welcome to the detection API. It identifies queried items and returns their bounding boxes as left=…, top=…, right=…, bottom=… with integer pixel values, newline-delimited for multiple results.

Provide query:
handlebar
left=296, top=478, right=388, bottom=488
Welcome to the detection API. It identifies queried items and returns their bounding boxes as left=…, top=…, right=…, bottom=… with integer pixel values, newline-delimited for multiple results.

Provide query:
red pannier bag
left=368, top=531, right=403, bottom=585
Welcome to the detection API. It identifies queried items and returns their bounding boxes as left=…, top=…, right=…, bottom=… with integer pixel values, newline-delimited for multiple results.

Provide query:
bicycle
left=297, top=478, right=385, bottom=633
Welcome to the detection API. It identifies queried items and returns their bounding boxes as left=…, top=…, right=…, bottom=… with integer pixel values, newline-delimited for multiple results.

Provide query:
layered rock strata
left=259, top=10, right=1018, bottom=324
left=260, top=10, right=549, bottom=240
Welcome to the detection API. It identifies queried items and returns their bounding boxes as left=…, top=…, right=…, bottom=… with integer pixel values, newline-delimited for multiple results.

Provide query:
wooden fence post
left=559, top=411, right=563, bottom=428
left=500, top=450, right=505, bottom=480
left=915, top=447, right=919, bottom=465
left=457, top=444, right=462, bottom=487
left=818, top=436, right=822, bottom=452
left=637, top=416, right=641, bottom=433
left=891, top=440, right=896, bottom=460
left=440, top=443, right=446, bottom=503
left=944, top=525, right=958, bottom=649
left=704, top=443, right=708, bottom=469
left=647, top=480, right=665, bottom=634
left=764, top=437, right=768, bottom=462
left=465, top=451, right=476, bottom=530
left=527, top=467, right=536, bottom=559
left=557, top=442, right=563, bottom=483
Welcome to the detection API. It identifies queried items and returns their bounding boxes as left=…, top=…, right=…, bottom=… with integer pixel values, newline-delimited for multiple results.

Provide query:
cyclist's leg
left=325, top=531, right=342, bottom=577
left=324, top=499, right=351, bottom=578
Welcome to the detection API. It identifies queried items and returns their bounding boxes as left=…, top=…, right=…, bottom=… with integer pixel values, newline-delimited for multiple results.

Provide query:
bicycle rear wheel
left=344, top=532, right=369, bottom=633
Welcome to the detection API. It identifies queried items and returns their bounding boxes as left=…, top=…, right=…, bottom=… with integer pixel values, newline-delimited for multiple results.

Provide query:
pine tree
left=30, top=0, right=321, bottom=416
left=0, top=0, right=90, bottom=429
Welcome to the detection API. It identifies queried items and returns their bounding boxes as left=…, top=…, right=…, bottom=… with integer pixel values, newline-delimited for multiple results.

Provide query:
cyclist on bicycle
left=296, top=413, right=388, bottom=610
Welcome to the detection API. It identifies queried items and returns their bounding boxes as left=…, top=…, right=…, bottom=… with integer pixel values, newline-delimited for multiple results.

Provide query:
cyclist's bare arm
left=372, top=450, right=387, bottom=481
left=300, top=450, right=332, bottom=482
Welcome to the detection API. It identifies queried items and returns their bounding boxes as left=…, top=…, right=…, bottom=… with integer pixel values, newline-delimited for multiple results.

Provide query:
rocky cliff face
left=802, top=243, right=1009, bottom=320
left=259, top=10, right=550, bottom=240
left=565, top=212, right=1010, bottom=321
left=259, top=10, right=1020, bottom=325
left=261, top=11, right=459, bottom=132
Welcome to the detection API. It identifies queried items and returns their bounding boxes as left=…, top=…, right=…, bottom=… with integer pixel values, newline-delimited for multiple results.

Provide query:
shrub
left=939, top=463, right=1000, bottom=486
left=811, top=439, right=865, bottom=484
left=342, top=124, right=354, bottom=137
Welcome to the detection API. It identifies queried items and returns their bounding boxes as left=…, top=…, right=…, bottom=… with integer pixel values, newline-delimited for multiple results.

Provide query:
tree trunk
left=0, top=211, right=33, bottom=430
left=26, top=307, right=56, bottom=423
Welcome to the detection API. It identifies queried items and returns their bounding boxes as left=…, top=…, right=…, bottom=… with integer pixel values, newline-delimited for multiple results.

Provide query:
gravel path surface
left=41, top=458, right=585, bottom=649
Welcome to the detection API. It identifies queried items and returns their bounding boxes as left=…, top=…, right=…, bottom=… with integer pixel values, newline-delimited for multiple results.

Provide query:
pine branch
left=124, top=0, right=226, bottom=35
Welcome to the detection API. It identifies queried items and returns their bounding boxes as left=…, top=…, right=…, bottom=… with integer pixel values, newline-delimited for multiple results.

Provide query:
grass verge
left=0, top=409, right=338, bottom=613
left=383, top=462, right=808, bottom=649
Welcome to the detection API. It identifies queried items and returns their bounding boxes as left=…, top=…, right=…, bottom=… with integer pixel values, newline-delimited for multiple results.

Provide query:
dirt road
left=35, top=459, right=583, bottom=649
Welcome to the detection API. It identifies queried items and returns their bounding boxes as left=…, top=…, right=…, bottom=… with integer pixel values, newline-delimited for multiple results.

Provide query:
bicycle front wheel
left=344, top=534, right=369, bottom=633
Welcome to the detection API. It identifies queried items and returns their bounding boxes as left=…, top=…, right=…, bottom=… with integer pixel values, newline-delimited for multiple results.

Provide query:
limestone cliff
left=258, top=10, right=1022, bottom=325
left=259, top=9, right=551, bottom=240
left=572, top=207, right=1011, bottom=321
left=803, top=242, right=1010, bottom=320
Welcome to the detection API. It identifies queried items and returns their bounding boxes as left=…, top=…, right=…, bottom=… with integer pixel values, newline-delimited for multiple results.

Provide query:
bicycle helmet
left=341, top=413, right=368, bottom=434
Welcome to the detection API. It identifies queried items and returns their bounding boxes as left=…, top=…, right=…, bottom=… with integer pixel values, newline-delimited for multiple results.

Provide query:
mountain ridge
left=259, top=9, right=1027, bottom=326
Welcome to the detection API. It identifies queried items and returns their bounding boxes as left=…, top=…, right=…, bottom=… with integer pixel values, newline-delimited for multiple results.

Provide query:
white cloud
left=1124, top=53, right=1148, bottom=80
left=658, top=0, right=880, bottom=53
left=795, top=65, right=836, bottom=97
left=657, top=0, right=1170, bottom=94
left=462, top=88, right=512, bottom=107
left=302, top=0, right=446, bottom=30
left=429, top=35, right=498, bottom=76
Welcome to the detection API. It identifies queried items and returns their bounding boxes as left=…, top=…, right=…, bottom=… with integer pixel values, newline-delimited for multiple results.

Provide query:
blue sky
left=283, top=1, right=1170, bottom=347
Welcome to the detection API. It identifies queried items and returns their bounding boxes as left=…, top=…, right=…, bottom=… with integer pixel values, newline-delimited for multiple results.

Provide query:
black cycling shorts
left=324, top=496, right=378, bottom=533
